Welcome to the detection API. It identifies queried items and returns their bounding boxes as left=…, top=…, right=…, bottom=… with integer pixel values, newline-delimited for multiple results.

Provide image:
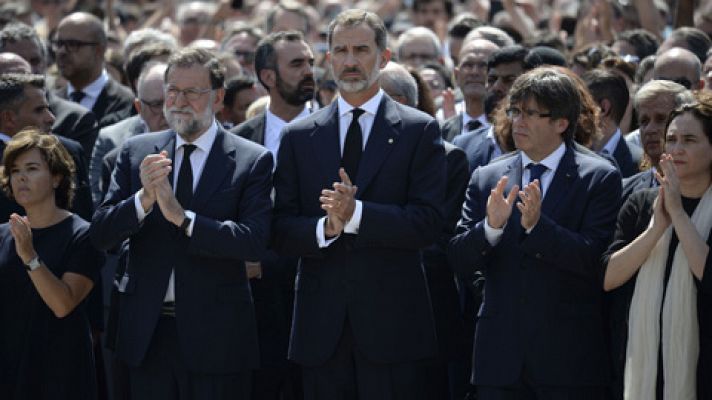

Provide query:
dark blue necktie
left=70, top=90, right=85, bottom=103
left=342, top=108, right=364, bottom=180
left=176, top=144, right=196, bottom=208
left=466, top=120, right=482, bottom=132
left=527, top=163, right=548, bottom=193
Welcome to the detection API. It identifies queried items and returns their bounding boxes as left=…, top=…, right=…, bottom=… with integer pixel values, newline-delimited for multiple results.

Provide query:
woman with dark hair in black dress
left=0, top=128, right=103, bottom=399
left=604, top=92, right=712, bottom=400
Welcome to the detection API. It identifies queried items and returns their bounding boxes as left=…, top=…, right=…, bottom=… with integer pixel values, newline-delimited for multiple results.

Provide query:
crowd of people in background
left=0, top=0, right=710, bottom=399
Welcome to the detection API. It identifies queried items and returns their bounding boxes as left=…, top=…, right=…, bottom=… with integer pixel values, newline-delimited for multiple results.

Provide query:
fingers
left=338, top=168, right=353, bottom=187
left=493, top=176, right=508, bottom=197
left=506, top=184, right=519, bottom=205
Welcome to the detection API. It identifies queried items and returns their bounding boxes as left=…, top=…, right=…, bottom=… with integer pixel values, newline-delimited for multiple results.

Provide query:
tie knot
left=527, top=163, right=547, bottom=182
left=182, top=144, right=196, bottom=158
left=351, top=108, right=365, bottom=120
left=466, top=120, right=482, bottom=132
left=70, top=90, right=85, bottom=103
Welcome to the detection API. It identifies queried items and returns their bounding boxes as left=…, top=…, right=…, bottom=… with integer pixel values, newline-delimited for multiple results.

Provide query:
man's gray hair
left=123, top=28, right=178, bottom=58
left=379, top=62, right=418, bottom=108
left=633, top=79, right=689, bottom=110
left=397, top=27, right=442, bottom=59
left=464, top=26, right=515, bottom=48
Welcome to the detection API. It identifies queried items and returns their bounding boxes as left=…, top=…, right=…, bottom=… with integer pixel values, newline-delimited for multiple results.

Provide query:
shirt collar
left=337, top=89, right=384, bottom=118
left=462, top=112, right=488, bottom=128
left=175, top=119, right=218, bottom=154
left=601, top=128, right=621, bottom=156
left=0, top=133, right=11, bottom=142
left=521, top=142, right=566, bottom=172
left=265, top=105, right=311, bottom=125
left=67, top=69, right=109, bottom=99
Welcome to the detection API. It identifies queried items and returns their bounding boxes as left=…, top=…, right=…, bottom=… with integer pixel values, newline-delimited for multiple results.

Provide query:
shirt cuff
left=134, top=191, right=152, bottom=222
left=343, top=200, right=362, bottom=234
left=184, top=210, right=196, bottom=237
left=484, top=216, right=504, bottom=246
left=316, top=216, right=340, bottom=248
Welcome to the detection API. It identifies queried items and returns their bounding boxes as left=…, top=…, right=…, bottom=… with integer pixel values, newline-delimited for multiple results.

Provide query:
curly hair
left=1, top=128, right=76, bottom=210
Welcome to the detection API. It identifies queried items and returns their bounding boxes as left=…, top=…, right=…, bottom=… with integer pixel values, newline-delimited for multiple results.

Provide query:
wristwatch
left=24, top=256, right=41, bottom=272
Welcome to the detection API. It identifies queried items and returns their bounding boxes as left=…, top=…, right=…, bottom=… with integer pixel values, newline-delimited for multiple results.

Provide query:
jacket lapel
left=311, top=101, right=342, bottom=186
left=355, top=96, right=399, bottom=196
left=254, top=114, right=266, bottom=145
left=191, top=128, right=231, bottom=211
left=153, top=131, right=177, bottom=190
left=541, top=145, right=577, bottom=216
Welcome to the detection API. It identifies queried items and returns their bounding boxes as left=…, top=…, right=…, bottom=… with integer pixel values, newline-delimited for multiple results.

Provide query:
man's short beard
left=165, top=92, right=215, bottom=140
left=333, top=57, right=381, bottom=94
left=276, top=73, right=314, bottom=106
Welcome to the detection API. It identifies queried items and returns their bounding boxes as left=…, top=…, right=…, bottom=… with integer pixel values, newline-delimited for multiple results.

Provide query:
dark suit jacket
left=0, top=135, right=93, bottom=222
left=49, top=92, right=99, bottom=157
left=422, top=142, right=470, bottom=361
left=54, top=78, right=135, bottom=130
left=90, top=115, right=145, bottom=205
left=89, top=127, right=273, bottom=373
left=441, top=113, right=463, bottom=143
left=273, top=95, right=446, bottom=366
left=452, top=126, right=496, bottom=174
left=622, top=168, right=656, bottom=202
left=230, top=112, right=266, bottom=144
left=610, top=135, right=643, bottom=178
left=448, top=144, right=622, bottom=387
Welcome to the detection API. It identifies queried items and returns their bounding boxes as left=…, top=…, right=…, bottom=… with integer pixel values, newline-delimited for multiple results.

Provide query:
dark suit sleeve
left=447, top=168, right=496, bottom=275
left=89, top=144, right=142, bottom=251
left=519, top=166, right=622, bottom=281
left=90, top=132, right=115, bottom=205
left=355, top=119, right=446, bottom=249
left=188, top=150, right=273, bottom=261
left=272, top=129, right=323, bottom=258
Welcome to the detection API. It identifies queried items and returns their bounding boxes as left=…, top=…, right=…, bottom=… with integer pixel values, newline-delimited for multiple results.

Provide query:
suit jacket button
left=535, top=253, right=542, bottom=259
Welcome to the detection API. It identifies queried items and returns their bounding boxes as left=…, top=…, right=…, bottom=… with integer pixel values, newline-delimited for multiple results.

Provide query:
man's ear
left=0, top=110, right=16, bottom=133
left=379, top=48, right=392, bottom=68
left=599, top=98, right=612, bottom=118
left=260, top=69, right=276, bottom=91
left=213, top=87, right=225, bottom=113
left=553, top=117, right=569, bottom=137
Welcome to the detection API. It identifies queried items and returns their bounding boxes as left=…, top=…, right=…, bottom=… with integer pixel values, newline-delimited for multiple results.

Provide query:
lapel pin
left=388, top=138, right=394, bottom=144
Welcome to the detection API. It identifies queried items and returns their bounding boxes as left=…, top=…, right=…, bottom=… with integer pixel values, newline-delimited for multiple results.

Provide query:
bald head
left=136, top=63, right=168, bottom=132
left=0, top=52, right=31, bottom=73
left=58, top=12, right=107, bottom=47
left=654, top=47, right=704, bottom=90
left=459, top=38, right=499, bottom=62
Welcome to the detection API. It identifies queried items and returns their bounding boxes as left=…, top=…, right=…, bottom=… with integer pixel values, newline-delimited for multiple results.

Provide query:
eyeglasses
left=506, top=107, right=552, bottom=120
left=50, top=39, right=99, bottom=52
left=233, top=50, right=255, bottom=63
left=139, top=98, right=164, bottom=114
left=164, top=86, right=212, bottom=101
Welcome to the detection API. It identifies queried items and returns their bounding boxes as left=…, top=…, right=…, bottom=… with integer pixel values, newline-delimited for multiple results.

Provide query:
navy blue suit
left=273, top=96, right=446, bottom=368
left=449, top=144, right=621, bottom=388
left=609, top=135, right=643, bottom=178
left=452, top=126, right=497, bottom=174
left=90, top=127, right=272, bottom=374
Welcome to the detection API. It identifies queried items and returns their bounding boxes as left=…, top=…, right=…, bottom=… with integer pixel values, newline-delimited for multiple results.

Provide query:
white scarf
left=624, top=185, right=712, bottom=400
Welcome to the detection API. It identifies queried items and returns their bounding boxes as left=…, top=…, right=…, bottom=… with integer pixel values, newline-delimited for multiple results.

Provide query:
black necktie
left=466, top=120, right=482, bottom=132
left=176, top=144, right=196, bottom=208
left=70, top=90, right=85, bottom=103
left=527, top=163, right=548, bottom=193
left=342, top=108, right=364, bottom=180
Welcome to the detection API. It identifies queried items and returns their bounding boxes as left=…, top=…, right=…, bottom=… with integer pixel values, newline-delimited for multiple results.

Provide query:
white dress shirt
left=315, top=90, right=385, bottom=248
left=600, top=128, right=621, bottom=156
left=67, top=69, right=109, bottom=111
left=264, top=105, right=310, bottom=165
left=133, top=119, right=219, bottom=302
left=485, top=126, right=502, bottom=160
left=484, top=142, right=566, bottom=246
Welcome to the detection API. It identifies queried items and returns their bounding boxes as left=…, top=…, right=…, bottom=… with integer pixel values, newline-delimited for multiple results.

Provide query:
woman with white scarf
left=603, top=92, right=712, bottom=400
